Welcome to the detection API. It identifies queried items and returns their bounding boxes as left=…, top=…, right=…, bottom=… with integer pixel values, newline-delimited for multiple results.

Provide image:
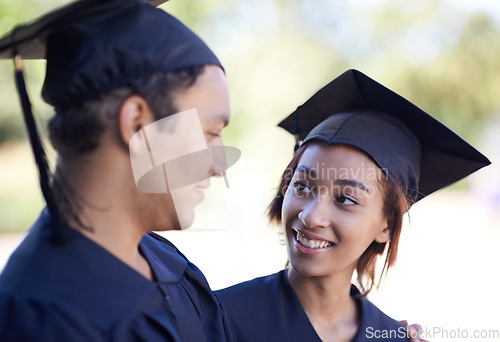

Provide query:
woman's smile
left=293, top=228, right=335, bottom=254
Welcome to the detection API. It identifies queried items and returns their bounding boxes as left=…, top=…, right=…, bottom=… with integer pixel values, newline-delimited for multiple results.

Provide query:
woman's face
left=282, top=143, right=390, bottom=278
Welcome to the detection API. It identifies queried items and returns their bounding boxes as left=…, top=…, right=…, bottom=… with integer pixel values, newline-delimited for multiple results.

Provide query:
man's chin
left=159, top=211, right=195, bottom=231
left=177, top=211, right=195, bottom=230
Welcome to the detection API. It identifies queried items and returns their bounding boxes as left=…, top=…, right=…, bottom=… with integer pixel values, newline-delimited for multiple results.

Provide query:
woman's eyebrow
left=296, top=165, right=317, bottom=178
left=296, top=166, right=369, bottom=193
left=334, top=179, right=369, bottom=193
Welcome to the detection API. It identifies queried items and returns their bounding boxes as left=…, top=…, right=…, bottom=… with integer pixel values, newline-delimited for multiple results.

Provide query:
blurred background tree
left=0, top=0, right=499, bottom=231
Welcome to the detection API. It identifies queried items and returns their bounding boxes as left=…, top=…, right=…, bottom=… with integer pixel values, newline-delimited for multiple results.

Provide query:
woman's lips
left=293, top=228, right=335, bottom=253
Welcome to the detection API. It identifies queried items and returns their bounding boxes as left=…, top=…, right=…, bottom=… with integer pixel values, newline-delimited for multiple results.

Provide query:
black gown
left=216, top=270, right=409, bottom=342
left=0, top=210, right=231, bottom=342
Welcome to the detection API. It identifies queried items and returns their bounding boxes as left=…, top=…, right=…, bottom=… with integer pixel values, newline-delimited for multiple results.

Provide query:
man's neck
left=80, top=221, right=154, bottom=281
left=57, top=146, right=154, bottom=281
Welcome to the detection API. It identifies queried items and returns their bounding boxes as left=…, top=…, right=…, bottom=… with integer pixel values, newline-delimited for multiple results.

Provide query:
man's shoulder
left=0, top=218, right=179, bottom=341
left=142, top=232, right=217, bottom=291
left=0, top=211, right=58, bottom=292
left=0, top=212, right=159, bottom=315
left=0, top=290, right=107, bottom=341
left=0, top=213, right=111, bottom=342
left=140, top=233, right=188, bottom=282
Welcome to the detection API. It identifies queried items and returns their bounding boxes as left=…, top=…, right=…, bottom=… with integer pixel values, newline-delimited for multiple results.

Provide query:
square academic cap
left=278, top=69, right=491, bottom=202
left=0, top=0, right=221, bottom=110
left=0, top=0, right=222, bottom=241
left=0, top=0, right=168, bottom=59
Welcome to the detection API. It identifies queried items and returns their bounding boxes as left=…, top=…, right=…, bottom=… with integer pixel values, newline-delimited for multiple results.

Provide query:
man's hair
left=47, top=65, right=206, bottom=232
left=48, top=65, right=204, bottom=157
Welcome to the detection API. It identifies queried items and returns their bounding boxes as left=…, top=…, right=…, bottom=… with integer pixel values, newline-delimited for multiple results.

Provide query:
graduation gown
left=0, top=210, right=231, bottom=342
left=216, top=270, right=408, bottom=342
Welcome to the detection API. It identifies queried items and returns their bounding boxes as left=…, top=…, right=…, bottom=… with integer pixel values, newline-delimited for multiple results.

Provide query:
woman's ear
left=375, top=226, right=391, bottom=243
left=118, top=95, right=154, bottom=146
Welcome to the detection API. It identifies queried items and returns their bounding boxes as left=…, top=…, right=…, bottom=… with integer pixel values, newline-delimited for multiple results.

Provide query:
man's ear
left=118, top=95, right=154, bottom=146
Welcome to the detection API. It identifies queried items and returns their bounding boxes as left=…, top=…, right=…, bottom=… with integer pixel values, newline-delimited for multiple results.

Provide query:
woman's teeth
left=296, top=231, right=333, bottom=249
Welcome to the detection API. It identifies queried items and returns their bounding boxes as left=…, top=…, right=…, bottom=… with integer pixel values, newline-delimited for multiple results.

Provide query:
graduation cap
left=278, top=69, right=491, bottom=202
left=0, top=0, right=171, bottom=59
left=0, top=0, right=223, bottom=240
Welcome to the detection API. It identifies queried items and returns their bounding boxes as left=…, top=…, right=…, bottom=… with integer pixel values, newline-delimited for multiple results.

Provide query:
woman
left=216, top=69, right=490, bottom=342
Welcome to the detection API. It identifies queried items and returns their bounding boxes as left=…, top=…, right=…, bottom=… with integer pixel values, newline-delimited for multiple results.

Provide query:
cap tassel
left=293, top=110, right=300, bottom=152
left=14, top=55, right=64, bottom=243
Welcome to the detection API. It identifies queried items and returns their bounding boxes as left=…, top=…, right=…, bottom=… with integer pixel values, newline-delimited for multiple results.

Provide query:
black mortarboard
left=0, top=0, right=168, bottom=60
left=0, top=0, right=222, bottom=240
left=0, top=0, right=221, bottom=110
left=278, top=69, right=491, bottom=202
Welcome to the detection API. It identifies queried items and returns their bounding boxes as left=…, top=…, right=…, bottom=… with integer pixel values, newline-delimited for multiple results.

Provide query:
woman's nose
left=298, top=196, right=332, bottom=229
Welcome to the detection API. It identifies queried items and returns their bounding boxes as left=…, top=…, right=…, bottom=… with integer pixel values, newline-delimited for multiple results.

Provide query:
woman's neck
left=287, top=268, right=360, bottom=342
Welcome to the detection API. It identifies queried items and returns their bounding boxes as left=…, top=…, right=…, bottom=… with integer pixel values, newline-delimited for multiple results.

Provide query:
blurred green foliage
left=0, top=0, right=499, bottom=231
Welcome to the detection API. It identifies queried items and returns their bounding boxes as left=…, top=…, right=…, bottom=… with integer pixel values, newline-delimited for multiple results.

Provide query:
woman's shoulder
left=216, top=270, right=320, bottom=342
left=352, top=287, right=409, bottom=342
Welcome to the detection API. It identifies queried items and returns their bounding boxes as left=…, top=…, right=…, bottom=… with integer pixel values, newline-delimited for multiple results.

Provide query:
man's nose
left=209, top=144, right=228, bottom=177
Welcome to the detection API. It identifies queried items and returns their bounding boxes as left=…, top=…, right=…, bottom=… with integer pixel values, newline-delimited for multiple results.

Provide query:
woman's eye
left=336, top=195, right=357, bottom=205
left=293, top=181, right=310, bottom=193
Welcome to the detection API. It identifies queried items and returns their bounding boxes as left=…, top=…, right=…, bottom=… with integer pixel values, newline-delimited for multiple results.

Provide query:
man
left=0, top=0, right=233, bottom=340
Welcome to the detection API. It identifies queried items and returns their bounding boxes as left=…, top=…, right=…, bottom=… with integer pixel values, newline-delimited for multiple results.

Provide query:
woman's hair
left=268, top=141, right=412, bottom=295
left=47, top=65, right=206, bottom=232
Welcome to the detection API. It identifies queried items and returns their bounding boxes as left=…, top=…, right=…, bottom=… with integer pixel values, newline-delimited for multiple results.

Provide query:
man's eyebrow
left=334, top=179, right=369, bottom=193
left=296, top=165, right=317, bottom=178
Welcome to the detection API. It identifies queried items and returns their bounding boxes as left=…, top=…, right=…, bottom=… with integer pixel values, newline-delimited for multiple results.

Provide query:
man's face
left=172, top=65, right=231, bottom=174
left=159, top=65, right=230, bottom=230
